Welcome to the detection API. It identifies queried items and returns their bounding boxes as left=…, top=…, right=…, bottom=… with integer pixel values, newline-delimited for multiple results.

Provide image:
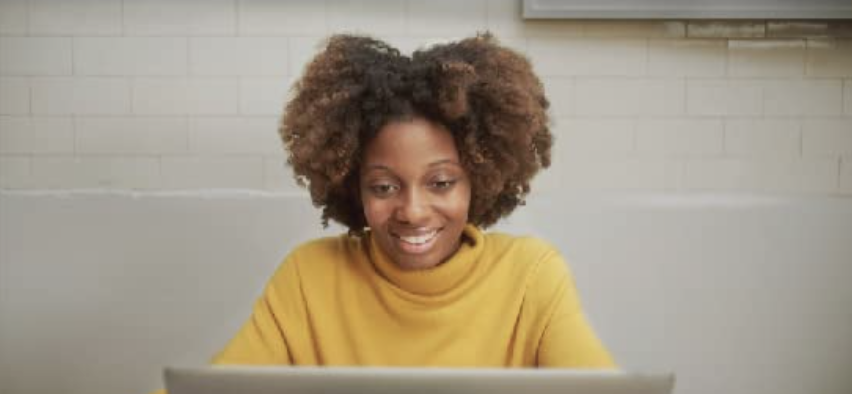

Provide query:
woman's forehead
left=362, top=118, right=460, bottom=164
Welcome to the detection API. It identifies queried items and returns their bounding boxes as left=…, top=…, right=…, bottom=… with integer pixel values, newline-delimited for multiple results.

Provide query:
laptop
left=165, top=366, right=675, bottom=394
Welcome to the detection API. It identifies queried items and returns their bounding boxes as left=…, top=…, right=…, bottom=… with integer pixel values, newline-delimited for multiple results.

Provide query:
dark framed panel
left=522, top=0, right=852, bottom=19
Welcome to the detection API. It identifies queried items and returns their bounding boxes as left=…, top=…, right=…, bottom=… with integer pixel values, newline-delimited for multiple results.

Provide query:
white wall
left=0, top=0, right=850, bottom=194
left=1, top=2, right=852, bottom=394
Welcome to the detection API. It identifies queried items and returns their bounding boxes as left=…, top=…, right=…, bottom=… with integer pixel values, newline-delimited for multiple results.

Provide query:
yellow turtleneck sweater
left=211, top=224, right=613, bottom=367
left=153, top=225, right=614, bottom=393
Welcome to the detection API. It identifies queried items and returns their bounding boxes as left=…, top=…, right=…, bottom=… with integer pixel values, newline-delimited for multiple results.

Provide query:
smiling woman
left=151, top=32, right=614, bottom=394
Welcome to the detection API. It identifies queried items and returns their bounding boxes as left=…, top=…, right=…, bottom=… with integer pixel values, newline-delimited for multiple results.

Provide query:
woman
left=151, top=35, right=613, bottom=388
left=204, top=33, right=614, bottom=369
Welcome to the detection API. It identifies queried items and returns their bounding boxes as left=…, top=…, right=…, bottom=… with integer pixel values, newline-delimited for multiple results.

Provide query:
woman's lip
left=390, top=228, right=442, bottom=254
left=390, top=227, right=441, bottom=238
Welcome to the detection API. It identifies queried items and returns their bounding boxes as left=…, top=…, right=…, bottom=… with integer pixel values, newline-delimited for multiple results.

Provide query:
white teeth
left=398, top=230, right=438, bottom=245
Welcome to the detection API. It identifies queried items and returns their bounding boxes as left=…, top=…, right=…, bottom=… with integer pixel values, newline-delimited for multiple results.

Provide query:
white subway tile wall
left=187, top=116, right=281, bottom=155
left=123, top=0, right=236, bottom=36
left=635, top=118, right=724, bottom=157
left=529, top=38, right=647, bottom=77
left=0, top=77, right=30, bottom=114
left=406, top=0, right=487, bottom=37
left=724, top=119, right=801, bottom=158
left=807, top=39, right=852, bottom=78
left=0, top=156, right=32, bottom=188
left=160, top=156, right=264, bottom=189
left=682, top=158, right=839, bottom=192
left=31, top=77, right=131, bottom=115
left=74, top=37, right=188, bottom=76
left=555, top=119, right=634, bottom=157
left=189, top=37, right=289, bottom=76
left=326, top=0, right=407, bottom=36
left=727, top=39, right=806, bottom=78
left=74, top=117, right=188, bottom=155
left=27, top=0, right=122, bottom=36
left=0, top=1, right=28, bottom=36
left=0, top=0, right=849, bottom=195
left=687, top=21, right=766, bottom=38
left=575, top=78, right=685, bottom=116
left=31, top=156, right=161, bottom=189
left=841, top=159, right=852, bottom=193
left=0, top=37, right=73, bottom=75
left=687, top=80, right=763, bottom=116
left=802, top=119, right=852, bottom=158
left=845, top=80, right=852, bottom=115
left=648, top=39, right=726, bottom=77
left=131, top=77, right=239, bottom=115
left=0, top=116, right=74, bottom=154
left=239, top=77, right=294, bottom=116
left=763, top=79, right=843, bottom=116
left=238, top=0, right=327, bottom=36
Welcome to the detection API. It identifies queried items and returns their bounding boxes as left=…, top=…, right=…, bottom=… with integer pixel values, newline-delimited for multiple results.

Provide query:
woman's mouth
left=391, top=229, right=441, bottom=254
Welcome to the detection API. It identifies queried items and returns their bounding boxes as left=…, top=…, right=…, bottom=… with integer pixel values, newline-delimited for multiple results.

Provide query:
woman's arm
left=535, top=251, right=617, bottom=368
left=211, top=289, right=293, bottom=365
left=211, top=258, right=304, bottom=365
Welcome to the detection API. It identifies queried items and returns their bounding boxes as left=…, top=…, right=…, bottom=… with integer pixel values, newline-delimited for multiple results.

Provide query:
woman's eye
left=431, top=179, right=456, bottom=190
left=369, top=184, right=398, bottom=196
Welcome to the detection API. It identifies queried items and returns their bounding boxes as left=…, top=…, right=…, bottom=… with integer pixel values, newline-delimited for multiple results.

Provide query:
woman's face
left=360, top=117, right=471, bottom=270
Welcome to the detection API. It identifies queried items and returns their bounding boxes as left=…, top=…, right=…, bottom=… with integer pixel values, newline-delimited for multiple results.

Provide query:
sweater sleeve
left=211, top=256, right=304, bottom=365
left=534, top=249, right=617, bottom=369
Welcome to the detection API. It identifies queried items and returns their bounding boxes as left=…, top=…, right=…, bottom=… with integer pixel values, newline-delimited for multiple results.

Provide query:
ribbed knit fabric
left=152, top=225, right=614, bottom=394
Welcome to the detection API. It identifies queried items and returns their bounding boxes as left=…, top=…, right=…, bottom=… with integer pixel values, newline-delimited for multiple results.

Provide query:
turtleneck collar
left=366, top=224, right=485, bottom=296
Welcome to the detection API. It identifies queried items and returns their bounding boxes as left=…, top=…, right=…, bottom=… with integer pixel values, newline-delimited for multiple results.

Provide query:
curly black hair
left=280, top=33, right=551, bottom=233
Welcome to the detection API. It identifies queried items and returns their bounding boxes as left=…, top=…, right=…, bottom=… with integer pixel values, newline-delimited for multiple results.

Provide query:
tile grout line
left=235, top=0, right=241, bottom=37
left=120, top=0, right=126, bottom=37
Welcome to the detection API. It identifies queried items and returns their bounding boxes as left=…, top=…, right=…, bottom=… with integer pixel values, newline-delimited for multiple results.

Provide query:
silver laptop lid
left=165, top=366, right=675, bottom=394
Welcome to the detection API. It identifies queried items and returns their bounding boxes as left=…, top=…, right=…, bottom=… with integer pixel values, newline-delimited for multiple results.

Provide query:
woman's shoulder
left=483, top=231, right=562, bottom=261
left=289, top=233, right=356, bottom=255
left=483, top=232, right=575, bottom=299
left=280, top=233, right=366, bottom=273
left=486, top=230, right=573, bottom=274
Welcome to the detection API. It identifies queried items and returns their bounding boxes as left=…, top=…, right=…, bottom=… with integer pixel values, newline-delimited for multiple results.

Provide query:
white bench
left=1, top=191, right=850, bottom=394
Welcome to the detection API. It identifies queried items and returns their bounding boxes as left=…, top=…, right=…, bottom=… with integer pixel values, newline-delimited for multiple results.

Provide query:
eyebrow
left=363, top=159, right=461, bottom=172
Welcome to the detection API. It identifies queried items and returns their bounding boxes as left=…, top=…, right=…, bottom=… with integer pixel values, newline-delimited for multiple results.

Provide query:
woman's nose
left=394, top=188, right=429, bottom=224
